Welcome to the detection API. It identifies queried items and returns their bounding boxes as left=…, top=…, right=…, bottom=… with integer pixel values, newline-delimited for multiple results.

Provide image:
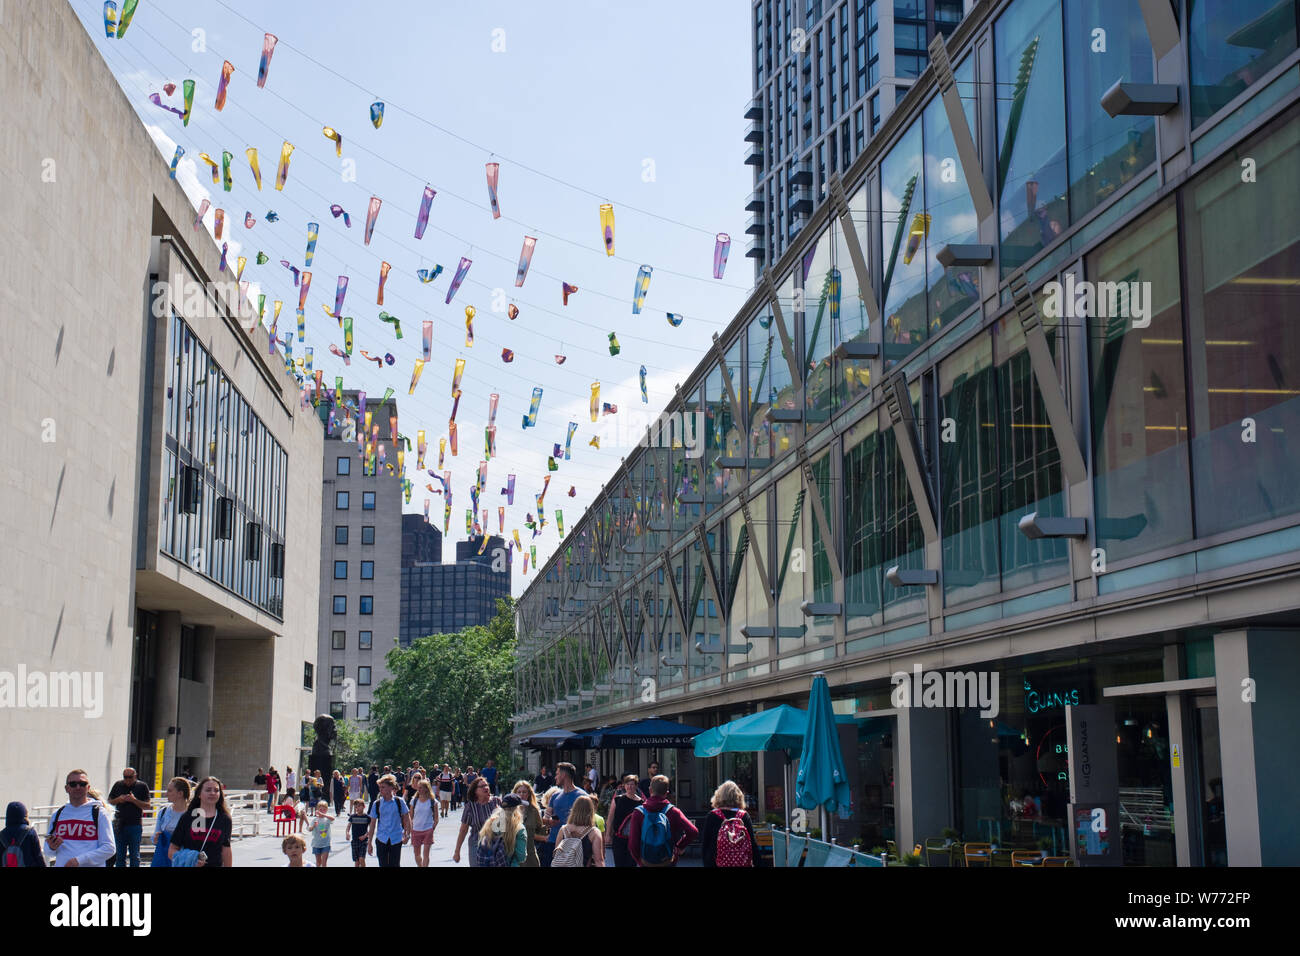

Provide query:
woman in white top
left=408, top=779, right=439, bottom=867
left=348, top=768, right=364, bottom=803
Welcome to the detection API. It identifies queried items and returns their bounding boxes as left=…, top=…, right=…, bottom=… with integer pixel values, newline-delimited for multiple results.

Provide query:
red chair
left=274, top=804, right=298, bottom=837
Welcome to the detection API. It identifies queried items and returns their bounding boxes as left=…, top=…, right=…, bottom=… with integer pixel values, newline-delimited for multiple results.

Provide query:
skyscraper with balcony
left=747, top=0, right=970, bottom=278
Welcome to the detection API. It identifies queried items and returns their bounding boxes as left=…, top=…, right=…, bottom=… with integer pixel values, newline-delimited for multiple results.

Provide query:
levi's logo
left=53, top=820, right=99, bottom=840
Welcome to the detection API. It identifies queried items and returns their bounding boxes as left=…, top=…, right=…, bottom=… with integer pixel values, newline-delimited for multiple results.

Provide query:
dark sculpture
left=308, top=714, right=336, bottom=782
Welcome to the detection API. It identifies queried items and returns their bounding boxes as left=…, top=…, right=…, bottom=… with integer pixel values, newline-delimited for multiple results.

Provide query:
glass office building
left=400, top=532, right=511, bottom=645
left=747, top=0, right=970, bottom=277
left=517, top=0, right=1300, bottom=866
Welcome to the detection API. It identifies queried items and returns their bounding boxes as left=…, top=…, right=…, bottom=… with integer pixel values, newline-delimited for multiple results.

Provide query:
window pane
left=359, top=630, right=372, bottom=649
left=333, top=596, right=346, bottom=614
left=1089, top=201, right=1193, bottom=562
left=835, top=186, right=873, bottom=406
left=995, top=0, right=1068, bottom=277
left=802, top=225, right=837, bottom=416
left=362, top=526, right=375, bottom=544
left=330, top=703, right=346, bottom=720
left=336, top=456, right=350, bottom=475
left=923, top=62, right=981, bottom=329
left=360, top=596, right=373, bottom=615
left=331, top=666, right=344, bottom=685
left=1186, top=110, right=1300, bottom=533
left=336, top=491, right=349, bottom=510
left=362, top=491, right=376, bottom=510
left=1064, top=0, right=1156, bottom=221
left=332, top=630, right=345, bottom=650
left=361, top=560, right=375, bottom=580
left=882, top=385, right=927, bottom=620
left=1189, top=0, right=1298, bottom=127
left=335, top=525, right=348, bottom=545
left=358, top=667, right=371, bottom=686
left=844, top=410, right=884, bottom=630
left=357, top=702, right=371, bottom=720
left=880, top=119, right=927, bottom=363
left=939, top=334, right=1001, bottom=605
left=334, top=560, right=347, bottom=579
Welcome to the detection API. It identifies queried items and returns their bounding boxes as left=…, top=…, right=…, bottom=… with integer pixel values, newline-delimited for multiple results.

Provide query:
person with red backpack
left=700, top=780, right=766, bottom=868
left=2, top=802, right=45, bottom=867
left=623, top=775, right=697, bottom=867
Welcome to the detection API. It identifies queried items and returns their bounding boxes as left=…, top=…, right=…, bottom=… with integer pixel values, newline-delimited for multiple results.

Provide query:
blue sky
left=79, top=0, right=754, bottom=594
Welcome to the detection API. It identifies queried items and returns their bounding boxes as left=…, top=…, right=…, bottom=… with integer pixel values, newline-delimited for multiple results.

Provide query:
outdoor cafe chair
left=1011, top=850, right=1042, bottom=866
left=992, top=847, right=1014, bottom=867
left=964, top=842, right=993, bottom=867
left=1042, top=856, right=1073, bottom=867
left=924, top=838, right=953, bottom=867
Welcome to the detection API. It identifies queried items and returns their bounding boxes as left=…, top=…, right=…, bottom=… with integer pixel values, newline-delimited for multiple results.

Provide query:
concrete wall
left=0, top=0, right=321, bottom=804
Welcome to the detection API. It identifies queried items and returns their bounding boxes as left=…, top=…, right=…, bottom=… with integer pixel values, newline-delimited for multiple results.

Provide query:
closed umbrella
left=794, top=672, right=851, bottom=842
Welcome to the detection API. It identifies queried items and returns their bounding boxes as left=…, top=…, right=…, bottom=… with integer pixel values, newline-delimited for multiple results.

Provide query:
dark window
left=359, top=630, right=372, bottom=649
left=335, top=526, right=348, bottom=545
left=358, top=666, right=372, bottom=686
left=362, top=526, right=375, bottom=545
left=331, top=666, right=344, bottom=685
left=303, top=662, right=313, bottom=690
left=357, top=702, right=371, bottom=720
left=336, top=491, right=349, bottom=510
left=330, top=702, right=345, bottom=720
left=361, top=561, right=374, bottom=580
left=333, top=596, right=347, bottom=615
left=360, top=596, right=373, bottom=615
left=362, top=491, right=376, bottom=510
left=1189, top=0, right=1298, bottom=127
left=332, top=630, right=346, bottom=650
left=334, top=560, right=347, bottom=580
left=336, top=456, right=351, bottom=476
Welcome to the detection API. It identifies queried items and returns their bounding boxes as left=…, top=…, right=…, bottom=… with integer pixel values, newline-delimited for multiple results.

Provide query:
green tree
left=370, top=598, right=516, bottom=768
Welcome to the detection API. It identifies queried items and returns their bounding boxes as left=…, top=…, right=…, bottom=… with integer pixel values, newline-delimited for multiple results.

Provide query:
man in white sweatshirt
left=45, top=769, right=116, bottom=867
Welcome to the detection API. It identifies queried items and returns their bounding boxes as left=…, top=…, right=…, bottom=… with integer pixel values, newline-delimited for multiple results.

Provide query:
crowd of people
left=4, top=759, right=769, bottom=868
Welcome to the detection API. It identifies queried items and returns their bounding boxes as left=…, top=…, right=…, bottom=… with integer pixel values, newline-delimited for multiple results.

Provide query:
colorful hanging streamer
left=714, top=233, right=731, bottom=279
left=417, top=265, right=442, bottom=284
left=363, top=196, right=382, bottom=246
left=465, top=306, right=476, bottom=347
left=589, top=382, right=600, bottom=423
left=600, top=203, right=615, bottom=255
left=632, top=265, right=652, bottom=314
left=421, top=321, right=433, bottom=362
left=148, top=93, right=185, bottom=120
left=556, top=510, right=565, bottom=538
left=330, top=344, right=350, bottom=365
left=565, top=421, right=578, bottom=460
left=322, top=126, right=343, bottom=157
left=515, top=236, right=536, bottom=287
left=522, top=388, right=543, bottom=429
left=379, top=311, right=402, bottom=339
left=562, top=282, right=578, bottom=306
left=236, top=256, right=246, bottom=282
left=219, top=243, right=229, bottom=272
left=221, top=151, right=233, bottom=191
left=452, top=358, right=466, bottom=395
left=501, top=349, right=514, bottom=363
left=409, top=359, right=425, bottom=394
left=103, top=2, right=116, bottom=38
left=603, top=403, right=619, bottom=416
left=503, top=475, right=516, bottom=504
left=555, top=354, right=566, bottom=365
left=214, top=206, right=225, bottom=236
left=589, top=436, right=601, bottom=449
left=667, top=312, right=684, bottom=327
left=257, top=33, right=278, bottom=88
left=344, top=316, right=354, bottom=357
left=448, top=422, right=458, bottom=456
left=181, top=78, right=195, bottom=126
left=415, top=185, right=436, bottom=239
left=446, top=257, right=471, bottom=305
left=198, top=152, right=220, bottom=184
left=304, top=222, right=319, bottom=266
left=116, top=0, right=139, bottom=37
left=608, top=332, right=620, bottom=356
left=485, top=162, right=501, bottom=219
left=275, top=141, right=294, bottom=190
left=245, top=212, right=256, bottom=229
left=193, top=198, right=210, bottom=230
left=640, top=365, right=648, bottom=403
left=297, top=271, right=312, bottom=316
left=323, top=275, right=347, bottom=320
left=256, top=251, right=267, bottom=263
left=169, top=146, right=184, bottom=179
left=330, top=203, right=351, bottom=227
left=214, top=61, right=235, bottom=111
left=377, top=262, right=391, bottom=305
left=280, top=260, right=300, bottom=286
left=266, top=210, right=279, bottom=222
left=370, top=101, right=384, bottom=128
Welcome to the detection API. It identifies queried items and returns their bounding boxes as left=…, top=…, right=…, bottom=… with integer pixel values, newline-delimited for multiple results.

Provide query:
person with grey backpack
left=551, top=795, right=604, bottom=867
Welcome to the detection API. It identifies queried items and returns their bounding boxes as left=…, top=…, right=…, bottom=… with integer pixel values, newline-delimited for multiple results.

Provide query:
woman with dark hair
left=168, top=776, right=234, bottom=867
left=453, top=776, right=500, bottom=867
left=608, top=774, right=643, bottom=868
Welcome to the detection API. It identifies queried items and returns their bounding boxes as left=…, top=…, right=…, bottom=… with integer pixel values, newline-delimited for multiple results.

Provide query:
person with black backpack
left=623, top=775, right=697, bottom=868
left=46, top=769, right=115, bottom=867
left=2, top=802, right=45, bottom=867
left=700, top=781, right=766, bottom=867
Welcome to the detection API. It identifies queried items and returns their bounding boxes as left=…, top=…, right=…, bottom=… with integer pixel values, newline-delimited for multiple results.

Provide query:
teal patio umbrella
left=693, top=704, right=809, bottom=831
left=794, top=672, right=851, bottom=841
